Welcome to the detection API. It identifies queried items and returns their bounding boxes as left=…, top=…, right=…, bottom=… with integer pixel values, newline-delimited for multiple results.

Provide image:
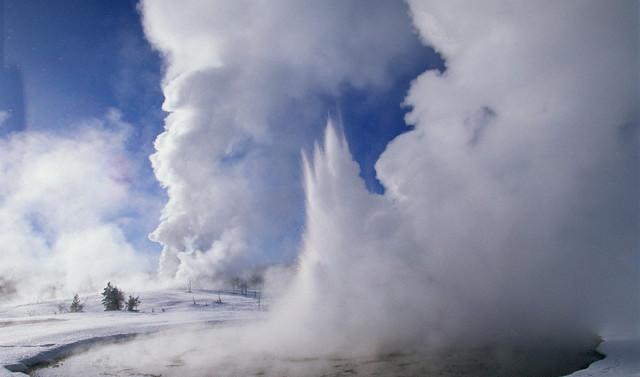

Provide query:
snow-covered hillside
left=1, top=290, right=637, bottom=376
left=0, top=289, right=264, bottom=375
left=565, top=339, right=640, bottom=377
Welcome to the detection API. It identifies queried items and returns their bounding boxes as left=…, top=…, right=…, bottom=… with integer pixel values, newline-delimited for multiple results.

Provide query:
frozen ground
left=1, top=290, right=636, bottom=376
left=565, top=338, right=640, bottom=377
left=0, top=289, right=265, bottom=375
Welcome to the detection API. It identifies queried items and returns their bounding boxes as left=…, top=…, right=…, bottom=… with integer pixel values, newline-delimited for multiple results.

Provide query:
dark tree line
left=229, top=273, right=264, bottom=295
left=101, top=282, right=125, bottom=310
left=101, top=282, right=140, bottom=311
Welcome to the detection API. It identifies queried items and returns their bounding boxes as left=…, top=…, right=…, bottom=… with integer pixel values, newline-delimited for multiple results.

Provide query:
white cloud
left=264, top=0, right=639, bottom=354
left=0, top=111, right=10, bottom=127
left=0, top=112, right=155, bottom=301
left=381, top=0, right=639, bottom=337
left=140, top=0, right=426, bottom=283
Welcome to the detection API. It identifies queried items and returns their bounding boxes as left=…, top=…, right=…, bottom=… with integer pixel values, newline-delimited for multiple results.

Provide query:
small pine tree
left=69, top=294, right=84, bottom=312
left=125, top=295, right=141, bottom=312
left=101, top=282, right=125, bottom=311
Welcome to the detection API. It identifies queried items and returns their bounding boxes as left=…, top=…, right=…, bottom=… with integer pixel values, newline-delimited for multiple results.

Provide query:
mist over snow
left=0, top=111, right=156, bottom=301
left=135, top=0, right=640, bottom=357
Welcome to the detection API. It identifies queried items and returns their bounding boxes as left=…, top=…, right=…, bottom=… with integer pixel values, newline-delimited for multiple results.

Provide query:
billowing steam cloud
left=0, top=111, right=154, bottom=301
left=271, top=0, right=638, bottom=352
left=140, top=0, right=427, bottom=284
left=141, top=0, right=638, bottom=359
left=391, top=0, right=639, bottom=340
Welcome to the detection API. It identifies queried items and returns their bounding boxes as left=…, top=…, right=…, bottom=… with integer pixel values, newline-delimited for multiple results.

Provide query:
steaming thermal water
left=32, top=332, right=602, bottom=377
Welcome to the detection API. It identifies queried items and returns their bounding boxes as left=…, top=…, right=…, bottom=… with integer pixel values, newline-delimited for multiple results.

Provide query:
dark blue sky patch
left=0, top=65, right=25, bottom=135
left=338, top=46, right=445, bottom=194
left=3, top=0, right=165, bottom=148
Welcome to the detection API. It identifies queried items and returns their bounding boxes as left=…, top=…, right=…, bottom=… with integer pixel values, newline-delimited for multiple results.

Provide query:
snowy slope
left=564, top=339, right=640, bottom=377
left=2, top=290, right=637, bottom=376
left=0, top=289, right=264, bottom=374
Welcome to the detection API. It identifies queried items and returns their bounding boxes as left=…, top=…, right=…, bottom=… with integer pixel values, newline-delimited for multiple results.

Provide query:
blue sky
left=3, top=0, right=166, bottom=255
left=3, top=0, right=444, bottom=258
left=4, top=0, right=164, bottom=137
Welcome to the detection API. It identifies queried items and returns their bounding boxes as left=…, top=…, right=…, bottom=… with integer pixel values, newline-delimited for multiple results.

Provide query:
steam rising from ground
left=143, top=0, right=638, bottom=352
left=374, top=0, right=639, bottom=343
left=0, top=112, right=154, bottom=301
left=140, top=0, right=427, bottom=284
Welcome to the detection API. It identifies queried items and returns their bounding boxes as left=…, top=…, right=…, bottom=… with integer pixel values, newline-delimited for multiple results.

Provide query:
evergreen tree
left=69, top=293, right=84, bottom=312
left=101, top=282, right=125, bottom=311
left=125, top=295, right=141, bottom=312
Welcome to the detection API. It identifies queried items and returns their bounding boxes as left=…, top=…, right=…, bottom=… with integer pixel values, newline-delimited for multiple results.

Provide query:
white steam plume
left=140, top=0, right=426, bottom=284
left=390, top=0, right=639, bottom=339
left=135, top=0, right=639, bottom=363
left=269, top=0, right=639, bottom=353
left=0, top=111, right=154, bottom=301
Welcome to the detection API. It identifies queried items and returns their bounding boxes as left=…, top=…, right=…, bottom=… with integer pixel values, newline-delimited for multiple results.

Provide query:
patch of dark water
left=30, top=340, right=604, bottom=377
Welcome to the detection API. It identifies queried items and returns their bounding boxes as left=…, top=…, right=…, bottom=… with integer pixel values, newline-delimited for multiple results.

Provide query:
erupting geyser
left=144, top=0, right=638, bottom=351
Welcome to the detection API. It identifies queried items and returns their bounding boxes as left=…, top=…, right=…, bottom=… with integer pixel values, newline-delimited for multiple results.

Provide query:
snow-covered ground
left=1, top=290, right=637, bottom=376
left=565, top=338, right=640, bottom=377
left=0, top=289, right=264, bottom=375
